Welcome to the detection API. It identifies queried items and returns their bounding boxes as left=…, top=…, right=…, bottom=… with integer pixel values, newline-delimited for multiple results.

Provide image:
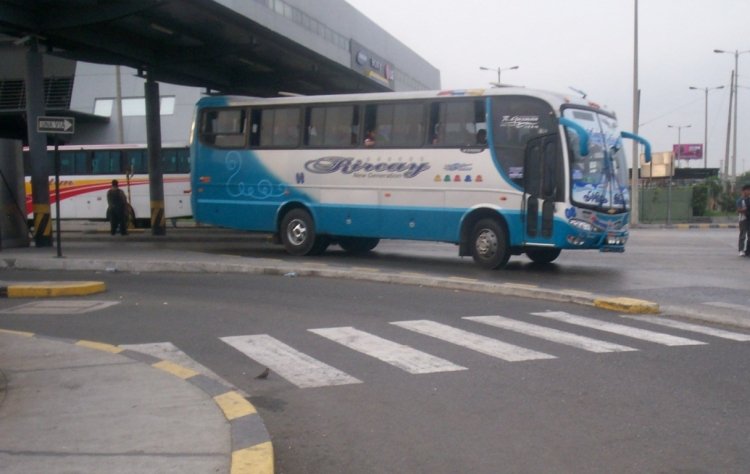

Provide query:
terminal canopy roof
left=0, top=0, right=387, bottom=96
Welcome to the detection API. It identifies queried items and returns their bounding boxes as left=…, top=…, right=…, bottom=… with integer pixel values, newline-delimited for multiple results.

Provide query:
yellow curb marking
left=594, top=297, right=660, bottom=314
left=231, top=441, right=274, bottom=474
left=214, top=390, right=257, bottom=421
left=152, top=360, right=199, bottom=379
left=76, top=340, right=123, bottom=353
left=0, top=328, right=35, bottom=337
left=7, top=281, right=106, bottom=298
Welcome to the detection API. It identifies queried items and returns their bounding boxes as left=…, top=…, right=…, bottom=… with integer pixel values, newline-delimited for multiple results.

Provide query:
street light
left=688, top=85, right=724, bottom=169
left=479, top=65, right=519, bottom=86
left=714, top=48, right=750, bottom=180
left=667, top=124, right=691, bottom=225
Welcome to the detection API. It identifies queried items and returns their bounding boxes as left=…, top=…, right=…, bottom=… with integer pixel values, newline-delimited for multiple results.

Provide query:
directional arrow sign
left=37, top=116, right=75, bottom=134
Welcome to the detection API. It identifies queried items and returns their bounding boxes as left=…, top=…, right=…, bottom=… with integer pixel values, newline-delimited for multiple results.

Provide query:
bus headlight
left=569, top=219, right=593, bottom=232
left=606, top=235, right=627, bottom=246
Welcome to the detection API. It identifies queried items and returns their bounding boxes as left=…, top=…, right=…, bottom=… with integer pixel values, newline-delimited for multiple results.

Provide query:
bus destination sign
left=37, top=116, right=75, bottom=134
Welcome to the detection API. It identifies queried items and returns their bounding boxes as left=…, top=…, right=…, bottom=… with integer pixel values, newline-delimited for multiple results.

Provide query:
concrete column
left=0, top=139, right=30, bottom=249
left=24, top=37, right=52, bottom=247
left=145, top=72, right=166, bottom=235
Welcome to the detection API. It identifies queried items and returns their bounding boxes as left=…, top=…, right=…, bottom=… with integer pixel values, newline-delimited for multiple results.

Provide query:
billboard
left=672, top=144, right=703, bottom=160
left=350, top=40, right=395, bottom=89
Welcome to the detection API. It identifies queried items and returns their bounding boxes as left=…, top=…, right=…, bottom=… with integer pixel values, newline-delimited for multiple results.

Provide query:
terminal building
left=0, top=0, right=441, bottom=146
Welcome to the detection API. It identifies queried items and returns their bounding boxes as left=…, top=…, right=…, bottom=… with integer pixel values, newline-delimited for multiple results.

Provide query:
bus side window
left=492, top=96, right=557, bottom=186
left=258, top=107, right=300, bottom=148
left=161, top=149, right=178, bottom=173
left=428, top=99, right=485, bottom=147
left=200, top=108, right=247, bottom=148
left=305, top=105, right=358, bottom=148
left=362, top=102, right=423, bottom=148
left=92, top=150, right=122, bottom=174
left=125, top=150, right=147, bottom=174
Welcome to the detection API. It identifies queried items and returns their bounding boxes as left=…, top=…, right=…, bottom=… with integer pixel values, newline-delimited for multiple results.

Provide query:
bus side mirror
left=620, top=131, right=652, bottom=163
left=559, top=117, right=589, bottom=157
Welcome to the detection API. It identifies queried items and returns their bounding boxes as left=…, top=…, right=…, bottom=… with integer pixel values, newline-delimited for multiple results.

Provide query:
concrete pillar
left=145, top=72, right=166, bottom=235
left=0, top=139, right=31, bottom=249
left=24, top=37, right=52, bottom=247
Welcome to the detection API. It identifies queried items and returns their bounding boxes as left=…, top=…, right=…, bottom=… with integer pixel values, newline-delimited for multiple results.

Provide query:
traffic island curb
left=593, top=297, right=660, bottom=314
left=0, top=281, right=106, bottom=298
left=0, top=328, right=274, bottom=474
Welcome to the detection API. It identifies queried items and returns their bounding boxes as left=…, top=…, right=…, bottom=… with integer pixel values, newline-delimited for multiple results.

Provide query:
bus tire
left=525, top=247, right=561, bottom=264
left=338, top=237, right=379, bottom=254
left=280, top=209, right=329, bottom=256
left=471, top=218, right=510, bottom=269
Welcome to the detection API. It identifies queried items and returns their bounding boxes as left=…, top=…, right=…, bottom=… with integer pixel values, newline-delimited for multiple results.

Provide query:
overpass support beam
left=24, top=37, right=52, bottom=247
left=145, top=71, right=166, bottom=235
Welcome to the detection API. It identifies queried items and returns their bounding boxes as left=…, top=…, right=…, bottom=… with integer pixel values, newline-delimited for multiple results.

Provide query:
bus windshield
left=563, top=108, right=629, bottom=213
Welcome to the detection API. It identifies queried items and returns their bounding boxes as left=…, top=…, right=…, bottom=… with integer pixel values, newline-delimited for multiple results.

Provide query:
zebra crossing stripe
left=220, top=334, right=362, bottom=388
left=120, top=342, right=228, bottom=384
left=309, top=326, right=467, bottom=374
left=530, top=311, right=707, bottom=346
left=464, top=316, right=637, bottom=353
left=622, top=316, right=750, bottom=342
left=390, top=320, right=556, bottom=362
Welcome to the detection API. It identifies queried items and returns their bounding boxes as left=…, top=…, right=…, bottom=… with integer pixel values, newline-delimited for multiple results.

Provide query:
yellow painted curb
left=7, top=281, right=106, bottom=298
left=153, top=360, right=200, bottom=379
left=593, top=297, right=660, bottom=314
left=76, top=339, right=123, bottom=353
left=214, top=390, right=257, bottom=421
left=232, top=441, right=274, bottom=474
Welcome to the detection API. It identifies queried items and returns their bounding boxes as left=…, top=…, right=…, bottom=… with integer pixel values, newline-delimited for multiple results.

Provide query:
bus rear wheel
left=525, top=247, right=561, bottom=264
left=280, top=209, right=329, bottom=256
left=470, top=218, right=510, bottom=269
left=338, top=237, right=380, bottom=254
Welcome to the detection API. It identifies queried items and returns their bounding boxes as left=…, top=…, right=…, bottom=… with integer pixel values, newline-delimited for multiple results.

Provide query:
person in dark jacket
left=106, top=179, right=129, bottom=235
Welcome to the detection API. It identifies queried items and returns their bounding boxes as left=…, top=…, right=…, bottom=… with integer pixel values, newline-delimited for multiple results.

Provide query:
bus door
left=522, top=133, right=560, bottom=243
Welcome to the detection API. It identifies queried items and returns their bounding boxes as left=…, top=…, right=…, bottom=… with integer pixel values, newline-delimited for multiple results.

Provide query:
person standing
left=737, top=184, right=750, bottom=256
left=107, top=179, right=129, bottom=236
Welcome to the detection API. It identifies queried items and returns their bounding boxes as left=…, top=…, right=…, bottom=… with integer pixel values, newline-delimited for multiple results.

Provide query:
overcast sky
left=346, top=0, right=749, bottom=173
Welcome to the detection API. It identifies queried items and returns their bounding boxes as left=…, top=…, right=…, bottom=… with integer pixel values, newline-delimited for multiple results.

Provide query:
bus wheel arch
left=460, top=209, right=511, bottom=269
left=278, top=205, right=329, bottom=256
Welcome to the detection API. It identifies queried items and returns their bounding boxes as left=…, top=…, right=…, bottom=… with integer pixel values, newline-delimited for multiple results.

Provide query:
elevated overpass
left=0, top=0, right=440, bottom=244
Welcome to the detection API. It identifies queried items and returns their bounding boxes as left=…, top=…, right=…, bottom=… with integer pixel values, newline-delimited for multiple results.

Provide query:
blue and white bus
left=190, top=88, right=650, bottom=269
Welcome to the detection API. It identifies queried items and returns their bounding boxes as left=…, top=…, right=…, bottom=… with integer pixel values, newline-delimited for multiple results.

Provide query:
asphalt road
left=1, top=269, right=749, bottom=473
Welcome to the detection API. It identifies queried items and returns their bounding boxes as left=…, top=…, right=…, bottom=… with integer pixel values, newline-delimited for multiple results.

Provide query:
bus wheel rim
left=476, top=229, right=497, bottom=258
left=288, top=219, right=308, bottom=246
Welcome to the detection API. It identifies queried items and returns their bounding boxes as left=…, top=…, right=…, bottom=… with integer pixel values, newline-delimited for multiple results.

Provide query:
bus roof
left=196, top=87, right=610, bottom=115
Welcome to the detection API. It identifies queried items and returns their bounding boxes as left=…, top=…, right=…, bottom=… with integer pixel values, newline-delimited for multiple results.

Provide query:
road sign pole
left=35, top=115, right=74, bottom=256
left=54, top=135, right=62, bottom=257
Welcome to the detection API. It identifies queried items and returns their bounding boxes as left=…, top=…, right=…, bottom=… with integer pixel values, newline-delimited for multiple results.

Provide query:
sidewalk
left=0, top=330, right=273, bottom=474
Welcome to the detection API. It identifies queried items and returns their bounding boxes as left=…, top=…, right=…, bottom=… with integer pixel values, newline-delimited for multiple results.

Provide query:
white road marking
left=464, top=315, right=637, bottom=353
left=220, top=334, right=361, bottom=388
left=530, top=311, right=707, bottom=346
left=622, top=316, right=750, bottom=342
left=390, top=320, right=556, bottom=362
left=309, top=326, right=467, bottom=374
left=703, top=302, right=750, bottom=313
left=120, top=341, right=228, bottom=383
left=0, top=300, right=119, bottom=315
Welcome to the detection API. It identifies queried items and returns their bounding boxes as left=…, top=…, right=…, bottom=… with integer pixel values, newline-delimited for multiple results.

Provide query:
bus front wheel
left=470, top=218, right=510, bottom=269
left=280, top=209, right=329, bottom=256
left=525, top=247, right=561, bottom=264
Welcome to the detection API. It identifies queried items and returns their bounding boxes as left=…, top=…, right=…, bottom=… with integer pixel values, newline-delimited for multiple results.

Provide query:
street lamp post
left=667, top=124, right=691, bottom=225
left=688, top=85, right=724, bottom=169
left=479, top=65, right=519, bottom=87
left=714, top=48, right=750, bottom=180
